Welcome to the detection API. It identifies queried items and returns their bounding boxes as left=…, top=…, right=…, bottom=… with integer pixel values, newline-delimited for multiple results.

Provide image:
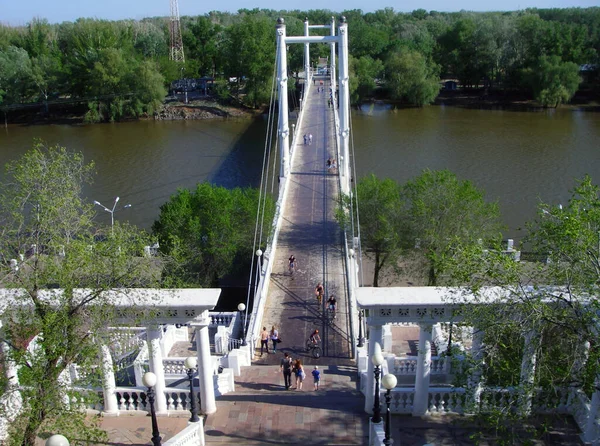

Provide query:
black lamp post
left=358, top=310, right=364, bottom=347
left=238, top=303, right=247, bottom=346
left=184, top=357, right=200, bottom=422
left=371, top=342, right=384, bottom=424
left=382, top=373, right=398, bottom=445
left=143, top=372, right=162, bottom=446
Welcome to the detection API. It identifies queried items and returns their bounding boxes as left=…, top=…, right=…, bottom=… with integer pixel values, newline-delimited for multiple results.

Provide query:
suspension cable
left=243, top=44, right=279, bottom=331
left=348, top=102, right=364, bottom=286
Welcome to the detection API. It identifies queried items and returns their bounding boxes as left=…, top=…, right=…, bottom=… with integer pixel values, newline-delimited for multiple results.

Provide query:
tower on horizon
left=169, top=0, right=185, bottom=63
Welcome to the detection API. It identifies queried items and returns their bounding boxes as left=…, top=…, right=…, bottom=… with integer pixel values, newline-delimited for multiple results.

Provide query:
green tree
left=349, top=55, right=383, bottom=103
left=337, top=174, right=406, bottom=287
left=152, top=183, right=275, bottom=287
left=385, top=47, right=440, bottom=106
left=0, top=46, right=33, bottom=105
left=447, top=175, right=600, bottom=417
left=0, top=141, right=158, bottom=446
left=223, top=15, right=274, bottom=108
left=525, top=55, right=581, bottom=107
left=401, top=169, right=503, bottom=285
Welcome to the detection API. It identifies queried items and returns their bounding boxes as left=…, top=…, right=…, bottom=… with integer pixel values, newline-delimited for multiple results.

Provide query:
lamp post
left=46, top=435, right=70, bottom=446
left=358, top=310, right=364, bottom=347
left=382, top=373, right=397, bottom=445
left=371, top=342, right=384, bottom=423
left=184, top=357, right=200, bottom=422
left=238, top=303, right=247, bottom=346
left=93, top=197, right=131, bottom=230
left=143, top=372, right=162, bottom=446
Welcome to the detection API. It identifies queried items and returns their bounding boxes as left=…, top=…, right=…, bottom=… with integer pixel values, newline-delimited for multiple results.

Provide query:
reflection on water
left=1, top=106, right=599, bottom=241
left=351, top=106, right=600, bottom=241
left=0, top=119, right=272, bottom=230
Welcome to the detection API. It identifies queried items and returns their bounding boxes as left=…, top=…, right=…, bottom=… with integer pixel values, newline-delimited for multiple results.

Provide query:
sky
left=1, top=0, right=598, bottom=26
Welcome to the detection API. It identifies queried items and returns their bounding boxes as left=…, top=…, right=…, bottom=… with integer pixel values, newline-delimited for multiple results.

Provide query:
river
left=1, top=106, right=599, bottom=241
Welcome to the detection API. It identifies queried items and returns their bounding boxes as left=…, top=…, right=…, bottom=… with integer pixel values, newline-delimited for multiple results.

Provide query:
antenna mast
left=169, top=0, right=185, bottom=63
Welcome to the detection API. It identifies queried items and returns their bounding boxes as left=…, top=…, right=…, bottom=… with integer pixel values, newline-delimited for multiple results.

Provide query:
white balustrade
left=393, top=358, right=417, bottom=375
left=163, top=357, right=187, bottom=376
left=108, top=327, right=146, bottom=359
left=164, top=419, right=205, bottom=446
left=428, top=388, right=466, bottom=414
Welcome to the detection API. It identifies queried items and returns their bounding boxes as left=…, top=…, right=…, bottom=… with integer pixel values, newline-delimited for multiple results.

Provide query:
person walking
left=288, top=255, right=296, bottom=277
left=303, top=134, right=307, bottom=145
left=270, top=325, right=279, bottom=353
left=308, top=134, right=313, bottom=145
left=312, top=366, right=321, bottom=391
left=280, top=352, right=293, bottom=390
left=293, top=359, right=305, bottom=390
left=260, top=326, right=270, bottom=355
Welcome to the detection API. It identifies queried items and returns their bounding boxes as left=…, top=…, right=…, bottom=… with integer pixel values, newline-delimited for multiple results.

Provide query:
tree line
left=0, top=7, right=598, bottom=121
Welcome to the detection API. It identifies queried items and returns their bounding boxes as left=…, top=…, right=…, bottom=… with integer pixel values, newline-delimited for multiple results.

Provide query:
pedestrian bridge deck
left=254, top=77, right=354, bottom=367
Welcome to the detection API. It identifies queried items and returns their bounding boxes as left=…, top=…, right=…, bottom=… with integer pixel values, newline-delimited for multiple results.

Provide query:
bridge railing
left=242, top=77, right=313, bottom=356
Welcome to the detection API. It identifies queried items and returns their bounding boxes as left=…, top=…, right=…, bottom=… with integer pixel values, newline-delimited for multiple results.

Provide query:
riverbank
left=1, top=98, right=261, bottom=126
left=153, top=100, right=261, bottom=121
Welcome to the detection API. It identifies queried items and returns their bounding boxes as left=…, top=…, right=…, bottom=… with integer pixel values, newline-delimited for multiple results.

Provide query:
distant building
left=170, top=77, right=214, bottom=96
left=444, top=80, right=458, bottom=91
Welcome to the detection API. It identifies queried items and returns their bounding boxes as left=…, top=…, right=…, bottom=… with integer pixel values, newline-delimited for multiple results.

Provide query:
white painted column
left=585, top=374, right=600, bottom=443
left=518, top=328, right=538, bottom=415
left=304, top=18, right=310, bottom=84
left=365, top=324, right=383, bottom=413
left=100, top=344, right=119, bottom=415
left=337, top=16, right=350, bottom=194
left=329, top=16, right=336, bottom=92
left=195, top=324, right=217, bottom=414
left=413, top=323, right=433, bottom=416
left=276, top=18, right=290, bottom=178
left=468, top=327, right=485, bottom=409
left=147, top=326, right=168, bottom=414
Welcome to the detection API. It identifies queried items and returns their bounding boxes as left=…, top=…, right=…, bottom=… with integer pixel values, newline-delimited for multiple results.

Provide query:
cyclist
left=288, top=255, right=296, bottom=276
left=315, top=282, right=324, bottom=304
left=327, top=295, right=337, bottom=318
left=309, top=329, right=321, bottom=345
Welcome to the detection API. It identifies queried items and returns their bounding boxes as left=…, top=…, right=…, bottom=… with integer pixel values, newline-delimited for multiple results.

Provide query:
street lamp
left=142, top=372, right=162, bottom=446
left=237, top=303, right=247, bottom=346
left=371, top=342, right=384, bottom=424
left=93, top=197, right=132, bottom=230
left=382, top=373, right=397, bottom=445
left=184, top=357, right=200, bottom=423
left=46, top=435, right=70, bottom=446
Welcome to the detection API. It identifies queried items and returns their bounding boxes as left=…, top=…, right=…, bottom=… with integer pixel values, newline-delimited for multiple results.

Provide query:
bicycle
left=306, top=338, right=322, bottom=358
left=326, top=304, right=336, bottom=323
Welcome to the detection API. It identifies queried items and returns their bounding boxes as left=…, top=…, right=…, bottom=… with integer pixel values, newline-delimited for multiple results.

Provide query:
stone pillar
left=147, top=326, right=168, bottom=414
left=275, top=18, right=290, bottom=178
left=413, top=323, right=433, bottom=416
left=195, top=324, right=217, bottom=414
left=519, top=328, right=539, bottom=416
left=365, top=324, right=383, bottom=413
left=468, top=327, right=485, bottom=410
left=584, top=374, right=600, bottom=443
left=99, top=344, right=119, bottom=415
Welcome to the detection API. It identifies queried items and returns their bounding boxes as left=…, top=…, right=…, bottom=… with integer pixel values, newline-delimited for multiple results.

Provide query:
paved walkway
left=255, top=77, right=353, bottom=369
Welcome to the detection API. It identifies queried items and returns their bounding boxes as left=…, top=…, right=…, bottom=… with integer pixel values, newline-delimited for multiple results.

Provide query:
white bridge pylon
left=275, top=17, right=351, bottom=195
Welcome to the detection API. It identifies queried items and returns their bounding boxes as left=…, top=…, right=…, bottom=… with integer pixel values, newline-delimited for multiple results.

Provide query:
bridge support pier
left=276, top=18, right=290, bottom=179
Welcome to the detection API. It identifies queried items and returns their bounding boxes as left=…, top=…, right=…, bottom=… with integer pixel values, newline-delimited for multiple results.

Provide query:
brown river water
left=1, top=105, right=599, bottom=241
